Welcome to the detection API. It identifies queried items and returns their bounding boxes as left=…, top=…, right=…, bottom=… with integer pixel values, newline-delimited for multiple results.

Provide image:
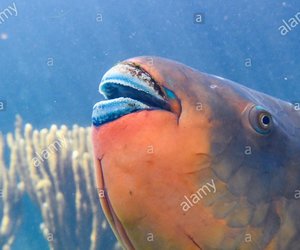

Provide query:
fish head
left=92, top=56, right=300, bottom=249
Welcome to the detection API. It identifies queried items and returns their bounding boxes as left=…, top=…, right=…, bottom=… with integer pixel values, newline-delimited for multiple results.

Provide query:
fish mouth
left=92, top=62, right=174, bottom=126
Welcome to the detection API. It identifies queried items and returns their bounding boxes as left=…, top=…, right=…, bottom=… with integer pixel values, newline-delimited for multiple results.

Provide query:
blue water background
left=0, top=0, right=299, bottom=249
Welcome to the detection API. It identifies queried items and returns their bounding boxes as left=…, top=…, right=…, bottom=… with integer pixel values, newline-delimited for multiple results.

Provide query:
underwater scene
left=0, top=0, right=300, bottom=250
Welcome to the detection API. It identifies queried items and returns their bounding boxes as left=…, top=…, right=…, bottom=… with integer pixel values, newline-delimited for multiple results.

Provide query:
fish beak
left=92, top=62, right=181, bottom=127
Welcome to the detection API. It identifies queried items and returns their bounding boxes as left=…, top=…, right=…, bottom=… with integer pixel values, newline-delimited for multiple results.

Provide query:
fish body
left=92, top=57, right=300, bottom=250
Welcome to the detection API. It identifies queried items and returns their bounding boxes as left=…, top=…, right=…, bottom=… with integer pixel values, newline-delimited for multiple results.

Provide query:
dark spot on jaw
left=127, top=103, right=136, bottom=108
left=129, top=190, right=133, bottom=196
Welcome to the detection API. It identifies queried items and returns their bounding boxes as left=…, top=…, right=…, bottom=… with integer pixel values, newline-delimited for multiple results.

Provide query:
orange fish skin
left=92, top=57, right=300, bottom=250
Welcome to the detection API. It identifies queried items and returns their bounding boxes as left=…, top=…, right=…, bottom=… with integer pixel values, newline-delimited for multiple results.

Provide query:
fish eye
left=249, top=105, right=273, bottom=135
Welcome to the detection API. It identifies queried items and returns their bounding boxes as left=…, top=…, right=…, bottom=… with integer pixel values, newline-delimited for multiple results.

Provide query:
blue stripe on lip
left=100, top=75, right=164, bottom=101
left=92, top=97, right=151, bottom=126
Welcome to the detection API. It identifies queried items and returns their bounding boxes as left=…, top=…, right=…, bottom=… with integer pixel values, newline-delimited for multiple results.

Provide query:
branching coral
left=0, top=116, right=121, bottom=250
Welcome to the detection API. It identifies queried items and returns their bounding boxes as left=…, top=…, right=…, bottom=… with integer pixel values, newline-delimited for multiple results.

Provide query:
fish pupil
left=261, top=114, right=271, bottom=127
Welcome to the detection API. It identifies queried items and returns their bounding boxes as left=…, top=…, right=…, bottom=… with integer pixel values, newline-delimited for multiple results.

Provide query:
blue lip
left=92, top=63, right=172, bottom=127
left=92, top=97, right=151, bottom=126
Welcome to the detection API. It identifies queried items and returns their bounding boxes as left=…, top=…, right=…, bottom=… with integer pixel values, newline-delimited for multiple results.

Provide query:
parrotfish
left=91, top=57, right=300, bottom=250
